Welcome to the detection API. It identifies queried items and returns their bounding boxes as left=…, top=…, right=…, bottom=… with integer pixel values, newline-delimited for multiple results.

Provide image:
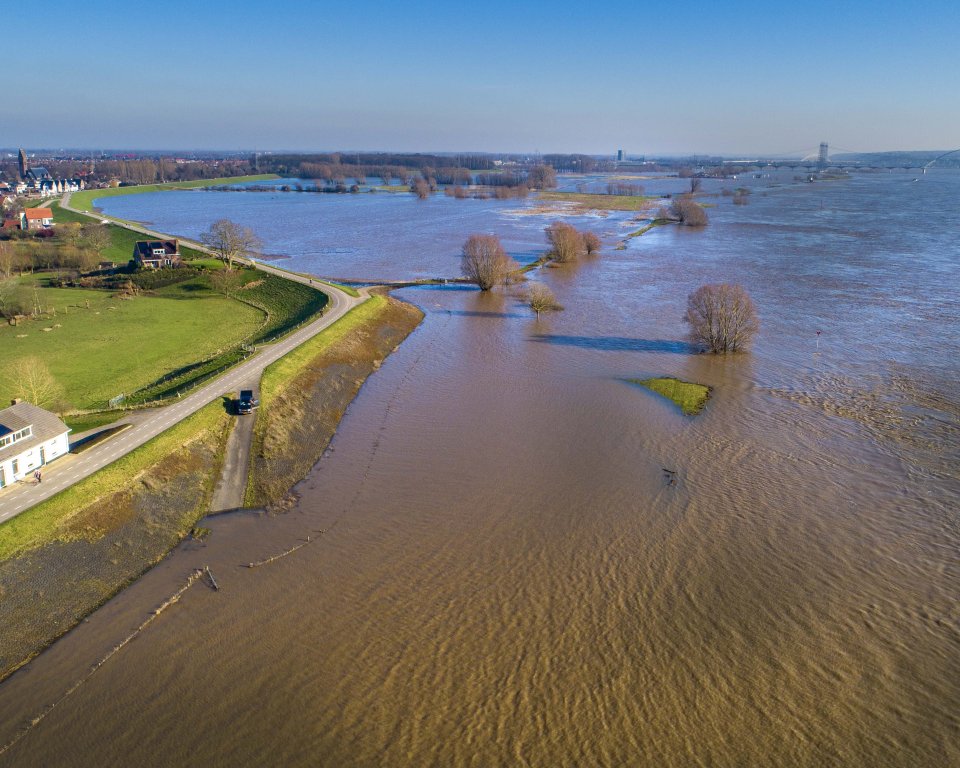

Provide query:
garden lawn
left=0, top=273, right=264, bottom=409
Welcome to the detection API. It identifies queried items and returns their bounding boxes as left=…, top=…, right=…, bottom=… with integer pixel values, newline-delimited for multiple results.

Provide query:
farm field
left=0, top=273, right=264, bottom=410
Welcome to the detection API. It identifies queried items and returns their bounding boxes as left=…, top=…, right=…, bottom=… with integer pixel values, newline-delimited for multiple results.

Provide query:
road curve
left=0, top=194, right=366, bottom=523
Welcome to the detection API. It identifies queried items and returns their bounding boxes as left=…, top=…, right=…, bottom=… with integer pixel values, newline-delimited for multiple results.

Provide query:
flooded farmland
left=1, top=171, right=957, bottom=766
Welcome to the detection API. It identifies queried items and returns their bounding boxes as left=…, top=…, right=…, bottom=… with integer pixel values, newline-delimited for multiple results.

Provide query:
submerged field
left=0, top=171, right=957, bottom=767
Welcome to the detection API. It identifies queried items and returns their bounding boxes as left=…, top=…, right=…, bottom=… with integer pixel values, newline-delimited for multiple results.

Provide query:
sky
left=5, top=0, right=959, bottom=155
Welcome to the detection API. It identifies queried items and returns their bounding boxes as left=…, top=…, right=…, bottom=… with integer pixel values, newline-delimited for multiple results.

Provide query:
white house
left=0, top=400, right=71, bottom=489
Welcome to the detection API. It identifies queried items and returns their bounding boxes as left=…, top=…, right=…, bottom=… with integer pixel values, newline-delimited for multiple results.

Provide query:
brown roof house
left=133, top=240, right=181, bottom=269
left=0, top=400, right=71, bottom=489
left=20, top=207, right=54, bottom=230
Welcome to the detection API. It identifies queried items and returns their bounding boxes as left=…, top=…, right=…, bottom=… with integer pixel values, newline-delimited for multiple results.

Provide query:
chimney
left=11, top=398, right=22, bottom=406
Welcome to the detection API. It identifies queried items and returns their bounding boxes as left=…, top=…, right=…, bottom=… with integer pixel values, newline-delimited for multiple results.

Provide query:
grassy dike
left=0, top=401, right=232, bottom=681
left=68, top=174, right=279, bottom=212
left=246, top=293, right=424, bottom=507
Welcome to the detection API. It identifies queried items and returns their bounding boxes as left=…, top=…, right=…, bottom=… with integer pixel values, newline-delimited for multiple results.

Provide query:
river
left=0, top=171, right=957, bottom=766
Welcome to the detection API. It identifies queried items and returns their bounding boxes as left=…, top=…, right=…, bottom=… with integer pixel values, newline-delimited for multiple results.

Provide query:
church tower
left=18, top=148, right=27, bottom=179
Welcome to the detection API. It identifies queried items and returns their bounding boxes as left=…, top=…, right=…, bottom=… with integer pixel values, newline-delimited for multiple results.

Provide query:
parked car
left=237, top=389, right=259, bottom=414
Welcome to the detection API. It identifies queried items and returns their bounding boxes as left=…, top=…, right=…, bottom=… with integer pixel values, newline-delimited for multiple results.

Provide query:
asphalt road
left=0, top=195, right=366, bottom=523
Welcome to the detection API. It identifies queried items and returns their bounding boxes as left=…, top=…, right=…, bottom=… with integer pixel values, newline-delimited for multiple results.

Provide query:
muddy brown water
left=1, top=172, right=958, bottom=766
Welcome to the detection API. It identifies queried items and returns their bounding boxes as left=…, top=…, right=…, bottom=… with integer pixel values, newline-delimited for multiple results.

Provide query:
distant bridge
left=745, top=143, right=960, bottom=172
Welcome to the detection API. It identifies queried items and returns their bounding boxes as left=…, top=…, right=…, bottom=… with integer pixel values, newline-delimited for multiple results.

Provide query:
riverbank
left=0, top=291, right=423, bottom=683
left=246, top=292, right=424, bottom=507
left=0, top=401, right=231, bottom=681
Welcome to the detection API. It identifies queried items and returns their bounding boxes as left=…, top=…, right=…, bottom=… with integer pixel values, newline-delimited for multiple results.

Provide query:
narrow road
left=0, top=195, right=367, bottom=523
left=209, top=379, right=259, bottom=513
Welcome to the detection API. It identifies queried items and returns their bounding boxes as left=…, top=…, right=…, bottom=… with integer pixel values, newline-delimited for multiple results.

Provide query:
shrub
left=670, top=197, right=709, bottom=227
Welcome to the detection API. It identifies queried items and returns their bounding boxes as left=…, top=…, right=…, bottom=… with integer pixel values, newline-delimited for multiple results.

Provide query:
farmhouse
left=20, top=207, right=54, bottom=230
left=133, top=240, right=182, bottom=269
left=0, top=400, right=71, bottom=489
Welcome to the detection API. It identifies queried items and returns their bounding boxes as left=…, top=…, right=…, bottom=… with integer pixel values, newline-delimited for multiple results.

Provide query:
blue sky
left=6, top=0, right=959, bottom=154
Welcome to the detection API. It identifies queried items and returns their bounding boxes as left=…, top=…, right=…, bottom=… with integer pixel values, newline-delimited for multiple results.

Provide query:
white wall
left=0, top=432, right=70, bottom=486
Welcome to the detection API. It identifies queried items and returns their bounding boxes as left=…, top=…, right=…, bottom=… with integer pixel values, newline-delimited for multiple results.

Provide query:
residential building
left=0, top=400, right=71, bottom=489
left=133, top=239, right=181, bottom=269
left=20, top=207, right=54, bottom=230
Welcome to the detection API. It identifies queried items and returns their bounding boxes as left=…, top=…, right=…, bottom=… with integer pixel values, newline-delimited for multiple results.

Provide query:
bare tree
left=526, top=283, right=563, bottom=318
left=689, top=177, right=702, bottom=193
left=210, top=267, right=243, bottom=296
left=4, top=356, right=66, bottom=410
left=78, top=224, right=112, bottom=259
left=200, top=219, right=262, bottom=268
left=527, top=164, right=558, bottom=189
left=410, top=178, right=431, bottom=199
left=669, top=197, right=709, bottom=227
left=545, top=222, right=585, bottom=263
left=461, top=234, right=518, bottom=290
left=0, top=241, right=13, bottom=278
left=684, top=283, right=759, bottom=353
left=583, top=232, right=601, bottom=256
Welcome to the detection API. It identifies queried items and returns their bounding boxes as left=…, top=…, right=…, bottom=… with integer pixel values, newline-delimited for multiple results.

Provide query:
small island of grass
left=631, top=377, right=711, bottom=415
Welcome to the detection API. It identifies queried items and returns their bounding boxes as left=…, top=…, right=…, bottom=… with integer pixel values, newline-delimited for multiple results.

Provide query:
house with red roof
left=20, top=207, right=54, bottom=230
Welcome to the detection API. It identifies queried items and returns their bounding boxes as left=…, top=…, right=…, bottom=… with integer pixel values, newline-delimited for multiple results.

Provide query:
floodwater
left=1, top=172, right=958, bottom=766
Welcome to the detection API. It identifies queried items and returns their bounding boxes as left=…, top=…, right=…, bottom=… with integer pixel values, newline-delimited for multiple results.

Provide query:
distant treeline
left=0, top=157, right=254, bottom=186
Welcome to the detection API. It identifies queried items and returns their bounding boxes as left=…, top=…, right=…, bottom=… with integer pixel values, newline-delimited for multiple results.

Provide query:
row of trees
left=459, top=230, right=758, bottom=352
left=0, top=223, right=112, bottom=275
left=1, top=157, right=253, bottom=187
left=461, top=221, right=603, bottom=290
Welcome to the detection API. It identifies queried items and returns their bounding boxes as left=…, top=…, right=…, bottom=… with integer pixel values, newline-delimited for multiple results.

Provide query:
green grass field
left=0, top=264, right=330, bottom=410
left=0, top=273, right=264, bottom=409
left=631, top=377, right=711, bottom=416
left=48, top=201, right=203, bottom=263
left=69, top=174, right=278, bottom=212
left=538, top=191, right=655, bottom=211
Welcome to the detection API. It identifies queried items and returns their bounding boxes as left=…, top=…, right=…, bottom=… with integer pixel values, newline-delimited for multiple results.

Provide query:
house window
left=12, top=458, right=18, bottom=475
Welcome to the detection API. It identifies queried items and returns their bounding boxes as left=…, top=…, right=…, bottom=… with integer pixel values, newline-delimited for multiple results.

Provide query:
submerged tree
left=684, top=283, right=759, bottom=353
left=583, top=231, right=601, bottom=256
left=545, top=222, right=585, bottom=263
left=200, top=219, right=262, bottom=269
left=669, top=197, right=709, bottom=227
left=410, top=178, right=431, bottom=199
left=461, top=234, right=518, bottom=290
left=526, top=283, right=563, bottom=318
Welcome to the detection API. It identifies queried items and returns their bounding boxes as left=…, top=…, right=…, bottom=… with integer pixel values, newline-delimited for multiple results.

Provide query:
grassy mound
left=632, top=377, right=711, bottom=415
